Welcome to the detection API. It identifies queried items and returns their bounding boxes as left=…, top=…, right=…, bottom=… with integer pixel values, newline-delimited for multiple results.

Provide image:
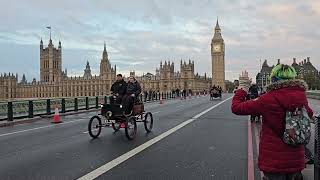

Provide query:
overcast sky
left=0, top=0, right=319, bottom=82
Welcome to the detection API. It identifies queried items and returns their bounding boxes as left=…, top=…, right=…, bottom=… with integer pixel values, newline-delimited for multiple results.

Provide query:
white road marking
left=77, top=97, right=232, bottom=180
left=153, top=111, right=160, bottom=114
left=177, top=104, right=184, bottom=108
left=0, top=119, right=87, bottom=138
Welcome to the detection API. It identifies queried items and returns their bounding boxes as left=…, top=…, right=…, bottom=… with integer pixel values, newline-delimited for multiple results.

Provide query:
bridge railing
left=0, top=91, right=195, bottom=121
left=307, top=91, right=320, bottom=100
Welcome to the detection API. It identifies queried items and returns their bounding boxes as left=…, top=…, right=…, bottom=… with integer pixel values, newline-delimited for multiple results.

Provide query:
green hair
left=270, top=64, right=297, bottom=81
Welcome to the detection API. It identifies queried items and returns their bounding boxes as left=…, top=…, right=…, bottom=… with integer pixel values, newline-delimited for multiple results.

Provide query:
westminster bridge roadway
left=0, top=94, right=319, bottom=180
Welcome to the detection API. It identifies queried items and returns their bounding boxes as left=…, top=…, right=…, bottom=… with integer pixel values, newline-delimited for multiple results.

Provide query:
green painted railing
left=0, top=91, right=192, bottom=121
left=307, top=91, right=320, bottom=100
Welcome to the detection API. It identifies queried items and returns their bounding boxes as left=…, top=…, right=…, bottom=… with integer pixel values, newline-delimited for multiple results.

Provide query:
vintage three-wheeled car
left=88, top=100, right=153, bottom=140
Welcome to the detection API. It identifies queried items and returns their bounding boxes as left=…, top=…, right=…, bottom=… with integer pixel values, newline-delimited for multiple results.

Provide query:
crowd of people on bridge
left=232, top=64, right=315, bottom=180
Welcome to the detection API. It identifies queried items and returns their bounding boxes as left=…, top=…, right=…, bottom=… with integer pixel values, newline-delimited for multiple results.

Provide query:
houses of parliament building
left=0, top=38, right=213, bottom=101
left=0, top=39, right=117, bottom=100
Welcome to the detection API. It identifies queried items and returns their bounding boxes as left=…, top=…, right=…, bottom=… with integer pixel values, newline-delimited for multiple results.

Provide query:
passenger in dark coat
left=110, top=74, right=127, bottom=104
left=122, top=76, right=141, bottom=115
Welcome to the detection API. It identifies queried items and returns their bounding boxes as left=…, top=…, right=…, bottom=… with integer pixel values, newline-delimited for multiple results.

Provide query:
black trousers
left=122, top=95, right=135, bottom=114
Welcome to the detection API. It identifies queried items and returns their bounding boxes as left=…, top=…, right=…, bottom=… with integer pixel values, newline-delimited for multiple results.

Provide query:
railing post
left=140, top=94, right=143, bottom=102
left=161, top=92, right=163, bottom=99
left=74, top=98, right=78, bottom=112
left=95, top=97, right=99, bottom=108
left=61, top=98, right=66, bottom=113
left=28, top=100, right=33, bottom=118
left=85, top=97, right=89, bottom=110
left=7, top=102, right=13, bottom=121
left=144, top=93, right=147, bottom=102
left=46, top=99, right=51, bottom=115
left=315, top=115, right=320, bottom=180
left=152, top=92, right=154, bottom=101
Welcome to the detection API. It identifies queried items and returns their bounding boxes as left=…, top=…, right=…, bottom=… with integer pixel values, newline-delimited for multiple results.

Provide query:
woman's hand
left=238, top=71, right=251, bottom=93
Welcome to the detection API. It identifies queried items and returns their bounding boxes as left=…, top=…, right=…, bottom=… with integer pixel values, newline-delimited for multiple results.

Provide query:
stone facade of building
left=0, top=39, right=116, bottom=100
left=211, top=19, right=226, bottom=91
left=136, top=60, right=211, bottom=93
left=256, top=57, right=320, bottom=90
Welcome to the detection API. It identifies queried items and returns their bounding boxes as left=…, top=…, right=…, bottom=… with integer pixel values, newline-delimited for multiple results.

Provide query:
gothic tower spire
left=215, top=18, right=220, bottom=30
left=102, top=41, right=108, bottom=60
left=40, top=38, right=43, bottom=49
left=214, top=17, right=222, bottom=38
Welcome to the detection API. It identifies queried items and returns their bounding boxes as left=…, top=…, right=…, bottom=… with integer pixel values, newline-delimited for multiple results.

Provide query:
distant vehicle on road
left=209, top=86, right=222, bottom=101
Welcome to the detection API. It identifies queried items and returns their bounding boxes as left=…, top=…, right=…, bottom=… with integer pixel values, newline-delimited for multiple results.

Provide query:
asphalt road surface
left=0, top=94, right=319, bottom=180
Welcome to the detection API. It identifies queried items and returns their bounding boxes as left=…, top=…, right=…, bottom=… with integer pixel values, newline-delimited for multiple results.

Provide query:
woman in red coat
left=232, top=65, right=313, bottom=180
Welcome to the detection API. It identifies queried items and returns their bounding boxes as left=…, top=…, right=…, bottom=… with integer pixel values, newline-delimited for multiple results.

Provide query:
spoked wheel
left=125, top=116, right=137, bottom=140
left=112, top=122, right=121, bottom=132
left=88, top=116, right=102, bottom=138
left=144, top=112, right=154, bottom=133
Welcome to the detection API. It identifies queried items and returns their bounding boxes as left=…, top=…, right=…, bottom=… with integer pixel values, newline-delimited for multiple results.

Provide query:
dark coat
left=126, top=81, right=141, bottom=96
left=110, top=79, right=127, bottom=95
left=249, top=84, right=259, bottom=97
left=231, top=79, right=313, bottom=173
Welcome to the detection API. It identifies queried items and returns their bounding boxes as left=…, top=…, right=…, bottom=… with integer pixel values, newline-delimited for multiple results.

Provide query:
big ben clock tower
left=211, top=19, right=225, bottom=91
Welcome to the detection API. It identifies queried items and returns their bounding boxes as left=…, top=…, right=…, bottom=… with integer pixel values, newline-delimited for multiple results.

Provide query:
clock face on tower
left=213, top=45, right=221, bottom=52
